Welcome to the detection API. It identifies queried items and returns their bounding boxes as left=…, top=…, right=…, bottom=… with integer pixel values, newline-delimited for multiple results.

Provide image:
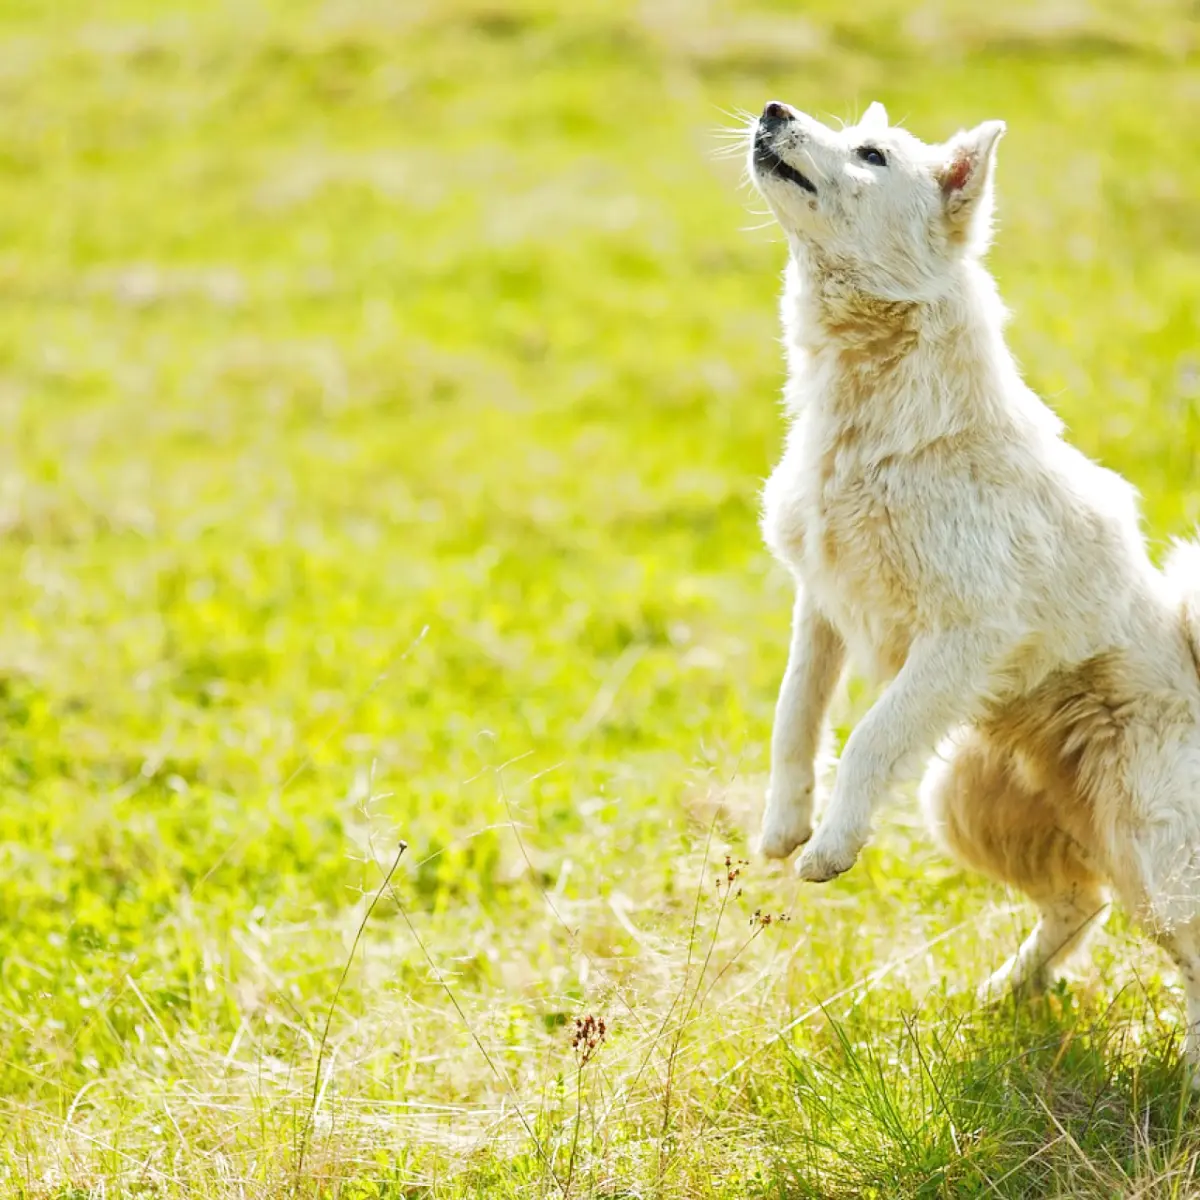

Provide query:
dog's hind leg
left=979, top=888, right=1111, bottom=998
left=1151, top=923, right=1200, bottom=1070
left=921, top=728, right=1110, bottom=997
left=1112, top=818, right=1200, bottom=1070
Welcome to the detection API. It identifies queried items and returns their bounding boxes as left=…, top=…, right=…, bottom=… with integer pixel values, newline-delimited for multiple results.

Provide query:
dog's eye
left=855, top=146, right=887, bottom=167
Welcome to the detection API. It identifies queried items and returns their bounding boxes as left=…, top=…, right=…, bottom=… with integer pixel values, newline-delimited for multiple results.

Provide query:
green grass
left=1, top=0, right=1200, bottom=1195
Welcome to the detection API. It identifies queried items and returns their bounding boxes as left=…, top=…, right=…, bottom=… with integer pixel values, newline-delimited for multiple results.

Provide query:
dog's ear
left=936, top=120, right=1005, bottom=246
left=860, top=101, right=888, bottom=132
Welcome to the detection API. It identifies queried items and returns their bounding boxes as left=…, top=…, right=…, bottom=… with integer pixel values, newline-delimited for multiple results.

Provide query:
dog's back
left=1167, top=540, right=1200, bottom=677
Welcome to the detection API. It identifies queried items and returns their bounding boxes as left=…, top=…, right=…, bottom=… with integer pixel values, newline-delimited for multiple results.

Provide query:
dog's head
left=749, top=101, right=1005, bottom=301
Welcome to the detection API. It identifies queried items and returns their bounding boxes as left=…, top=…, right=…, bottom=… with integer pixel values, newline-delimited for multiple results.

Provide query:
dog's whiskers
left=709, top=116, right=756, bottom=164
left=711, top=144, right=751, bottom=162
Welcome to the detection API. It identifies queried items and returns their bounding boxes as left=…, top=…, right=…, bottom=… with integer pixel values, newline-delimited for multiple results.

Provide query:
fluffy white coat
left=748, top=99, right=1200, bottom=1054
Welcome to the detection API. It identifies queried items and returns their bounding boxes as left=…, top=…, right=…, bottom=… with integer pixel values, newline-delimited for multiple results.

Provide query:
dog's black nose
left=762, top=101, right=793, bottom=124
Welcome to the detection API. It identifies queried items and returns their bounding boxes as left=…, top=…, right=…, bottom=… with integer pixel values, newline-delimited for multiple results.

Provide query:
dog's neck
left=786, top=248, right=1000, bottom=351
left=781, top=251, right=1053, bottom=444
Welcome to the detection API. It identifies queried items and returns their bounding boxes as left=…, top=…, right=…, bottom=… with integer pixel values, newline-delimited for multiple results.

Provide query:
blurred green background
left=1, top=0, right=1199, bottom=1196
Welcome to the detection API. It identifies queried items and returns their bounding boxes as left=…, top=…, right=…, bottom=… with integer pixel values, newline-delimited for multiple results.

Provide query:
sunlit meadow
left=2, top=1, right=1200, bottom=1195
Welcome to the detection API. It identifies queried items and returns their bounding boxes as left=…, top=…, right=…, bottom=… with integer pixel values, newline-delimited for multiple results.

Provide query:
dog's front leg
left=796, top=628, right=1002, bottom=882
left=759, top=589, right=845, bottom=859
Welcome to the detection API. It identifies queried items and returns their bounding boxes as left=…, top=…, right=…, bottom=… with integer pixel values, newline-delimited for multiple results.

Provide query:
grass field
left=2, top=0, right=1200, bottom=1195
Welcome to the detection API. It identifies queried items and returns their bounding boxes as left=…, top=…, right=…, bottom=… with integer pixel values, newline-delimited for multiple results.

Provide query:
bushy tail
left=1165, top=539, right=1200, bottom=672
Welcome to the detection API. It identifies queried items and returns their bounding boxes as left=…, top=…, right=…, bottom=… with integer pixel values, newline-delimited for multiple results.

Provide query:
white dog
left=748, top=98, right=1200, bottom=1054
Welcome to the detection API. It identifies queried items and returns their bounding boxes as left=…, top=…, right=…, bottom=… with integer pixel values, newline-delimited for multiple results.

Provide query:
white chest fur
left=761, top=398, right=917, bottom=681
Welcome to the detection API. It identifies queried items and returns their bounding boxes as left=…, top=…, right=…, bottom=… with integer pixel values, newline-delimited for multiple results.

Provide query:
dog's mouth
left=753, top=134, right=817, bottom=195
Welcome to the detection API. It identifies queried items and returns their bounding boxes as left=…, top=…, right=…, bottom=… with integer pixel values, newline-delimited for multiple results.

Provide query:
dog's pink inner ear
left=941, top=153, right=973, bottom=194
left=937, top=122, right=1004, bottom=202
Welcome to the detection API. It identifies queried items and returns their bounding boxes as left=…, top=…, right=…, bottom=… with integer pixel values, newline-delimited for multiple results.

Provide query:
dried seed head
left=750, top=909, right=791, bottom=929
left=570, top=1013, right=607, bottom=1066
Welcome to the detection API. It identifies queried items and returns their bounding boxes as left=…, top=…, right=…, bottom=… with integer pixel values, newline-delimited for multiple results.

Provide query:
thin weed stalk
left=381, top=851, right=567, bottom=1197
left=295, top=839, right=409, bottom=1185
left=564, top=1015, right=606, bottom=1197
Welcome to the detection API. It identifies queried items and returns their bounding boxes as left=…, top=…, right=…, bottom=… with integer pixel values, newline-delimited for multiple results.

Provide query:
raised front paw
left=795, top=816, right=868, bottom=882
left=757, top=807, right=813, bottom=860
left=757, top=772, right=815, bottom=860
